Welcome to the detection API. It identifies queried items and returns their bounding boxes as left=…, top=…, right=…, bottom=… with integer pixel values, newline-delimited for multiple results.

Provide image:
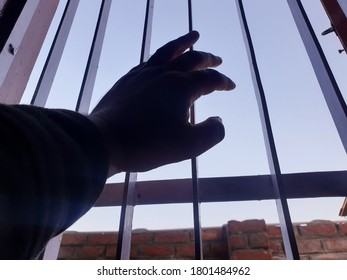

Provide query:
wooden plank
left=321, top=0, right=347, bottom=52
left=95, top=171, right=347, bottom=207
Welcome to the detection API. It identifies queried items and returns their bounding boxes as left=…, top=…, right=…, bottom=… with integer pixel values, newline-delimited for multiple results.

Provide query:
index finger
left=167, top=50, right=223, bottom=72
left=183, top=69, right=236, bottom=102
left=146, top=31, right=200, bottom=67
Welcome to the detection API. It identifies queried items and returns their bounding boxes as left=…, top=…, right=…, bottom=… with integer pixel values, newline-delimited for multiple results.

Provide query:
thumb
left=184, top=117, right=225, bottom=159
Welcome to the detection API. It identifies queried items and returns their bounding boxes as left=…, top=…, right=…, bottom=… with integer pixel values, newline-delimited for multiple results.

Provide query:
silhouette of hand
left=89, top=31, right=235, bottom=175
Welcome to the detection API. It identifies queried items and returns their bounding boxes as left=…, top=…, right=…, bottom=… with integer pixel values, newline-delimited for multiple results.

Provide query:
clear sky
left=21, top=0, right=347, bottom=231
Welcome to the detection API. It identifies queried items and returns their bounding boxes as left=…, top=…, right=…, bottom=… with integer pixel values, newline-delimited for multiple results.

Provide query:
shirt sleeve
left=0, top=104, right=109, bottom=259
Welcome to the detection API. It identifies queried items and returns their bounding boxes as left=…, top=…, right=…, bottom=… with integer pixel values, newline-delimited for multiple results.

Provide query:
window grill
left=0, top=0, right=27, bottom=53
left=1, top=0, right=347, bottom=260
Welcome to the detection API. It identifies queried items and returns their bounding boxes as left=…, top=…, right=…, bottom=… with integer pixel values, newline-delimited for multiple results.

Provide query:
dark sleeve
left=0, top=104, right=109, bottom=259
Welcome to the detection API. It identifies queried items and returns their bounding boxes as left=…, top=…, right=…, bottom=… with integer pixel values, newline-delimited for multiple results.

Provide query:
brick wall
left=58, top=219, right=347, bottom=260
left=268, top=220, right=347, bottom=260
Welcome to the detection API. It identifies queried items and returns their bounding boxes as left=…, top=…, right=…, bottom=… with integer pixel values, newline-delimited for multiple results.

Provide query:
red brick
left=154, top=230, right=190, bottom=243
left=227, top=221, right=241, bottom=233
left=209, top=243, right=228, bottom=259
left=272, top=255, right=287, bottom=260
left=88, top=232, right=117, bottom=245
left=176, top=243, right=195, bottom=258
left=132, top=231, right=153, bottom=244
left=241, top=220, right=266, bottom=232
left=228, top=220, right=266, bottom=234
left=130, top=246, right=140, bottom=259
left=140, top=244, right=175, bottom=258
left=230, top=249, right=272, bottom=260
left=229, top=234, right=248, bottom=249
left=202, top=228, right=223, bottom=241
left=269, top=239, right=284, bottom=255
left=298, top=221, right=337, bottom=237
left=189, top=230, right=196, bottom=241
left=267, top=225, right=282, bottom=238
left=337, top=223, right=347, bottom=235
left=297, top=239, right=322, bottom=254
left=202, top=243, right=211, bottom=256
left=104, top=245, right=139, bottom=259
left=322, top=239, right=347, bottom=252
left=105, top=245, right=116, bottom=259
left=58, top=246, right=74, bottom=259
left=61, top=232, right=87, bottom=245
left=74, top=245, right=105, bottom=259
left=249, top=232, right=269, bottom=249
left=309, top=253, right=347, bottom=260
left=202, top=228, right=221, bottom=241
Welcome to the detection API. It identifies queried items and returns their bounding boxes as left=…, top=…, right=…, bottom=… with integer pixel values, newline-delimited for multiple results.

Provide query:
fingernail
left=228, top=78, right=236, bottom=90
left=212, top=116, right=223, bottom=124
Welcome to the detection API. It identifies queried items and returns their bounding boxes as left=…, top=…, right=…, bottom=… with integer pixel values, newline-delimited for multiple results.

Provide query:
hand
left=89, top=31, right=236, bottom=175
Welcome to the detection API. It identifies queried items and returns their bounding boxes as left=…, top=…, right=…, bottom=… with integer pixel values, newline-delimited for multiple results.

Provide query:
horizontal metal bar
left=95, top=171, right=347, bottom=207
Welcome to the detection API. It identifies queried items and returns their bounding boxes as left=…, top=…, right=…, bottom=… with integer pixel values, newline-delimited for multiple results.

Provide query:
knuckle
left=204, top=68, right=220, bottom=78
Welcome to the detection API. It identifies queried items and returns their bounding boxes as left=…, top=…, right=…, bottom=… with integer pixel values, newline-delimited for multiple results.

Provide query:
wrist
left=87, top=114, right=122, bottom=177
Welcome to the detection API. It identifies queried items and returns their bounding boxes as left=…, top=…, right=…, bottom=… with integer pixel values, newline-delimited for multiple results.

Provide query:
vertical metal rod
left=42, top=233, right=63, bottom=260
left=236, top=0, right=300, bottom=259
left=75, top=0, right=112, bottom=114
left=31, top=0, right=80, bottom=107
left=140, top=0, right=154, bottom=63
left=38, top=0, right=79, bottom=259
left=188, top=0, right=203, bottom=260
left=116, top=172, right=138, bottom=260
left=116, top=0, right=154, bottom=260
left=287, top=0, right=347, bottom=152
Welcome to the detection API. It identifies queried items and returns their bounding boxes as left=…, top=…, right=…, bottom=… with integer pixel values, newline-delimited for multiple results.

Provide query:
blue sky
left=22, top=0, right=347, bottom=230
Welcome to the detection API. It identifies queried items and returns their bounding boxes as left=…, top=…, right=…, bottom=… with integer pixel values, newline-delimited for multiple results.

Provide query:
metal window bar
left=75, top=0, right=112, bottom=114
left=41, top=0, right=112, bottom=259
left=116, top=0, right=204, bottom=260
left=187, top=0, right=203, bottom=260
left=236, top=0, right=300, bottom=259
left=116, top=0, right=154, bottom=260
left=116, top=172, right=138, bottom=259
left=287, top=0, right=347, bottom=152
left=31, top=0, right=80, bottom=107
left=33, top=0, right=80, bottom=259
left=41, top=233, right=63, bottom=260
left=13, top=0, right=346, bottom=260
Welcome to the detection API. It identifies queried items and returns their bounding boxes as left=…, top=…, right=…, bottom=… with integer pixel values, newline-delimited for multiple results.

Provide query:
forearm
left=0, top=104, right=108, bottom=259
